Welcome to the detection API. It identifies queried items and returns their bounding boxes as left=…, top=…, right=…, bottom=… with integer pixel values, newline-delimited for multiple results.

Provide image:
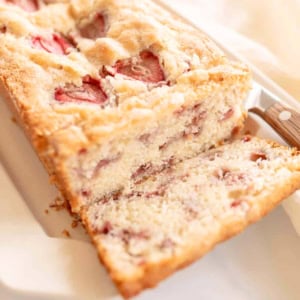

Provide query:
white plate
left=1, top=5, right=300, bottom=300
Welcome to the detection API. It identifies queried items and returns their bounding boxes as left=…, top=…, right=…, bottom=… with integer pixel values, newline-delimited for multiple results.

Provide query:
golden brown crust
left=0, top=43, right=250, bottom=157
left=0, top=77, right=78, bottom=212
left=0, top=0, right=251, bottom=156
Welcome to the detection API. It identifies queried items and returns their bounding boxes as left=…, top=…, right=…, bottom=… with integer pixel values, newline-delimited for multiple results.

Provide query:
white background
left=167, top=0, right=300, bottom=100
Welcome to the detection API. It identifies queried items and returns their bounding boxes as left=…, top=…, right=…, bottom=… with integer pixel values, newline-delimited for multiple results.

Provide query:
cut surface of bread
left=82, top=136, right=300, bottom=298
left=0, top=0, right=250, bottom=212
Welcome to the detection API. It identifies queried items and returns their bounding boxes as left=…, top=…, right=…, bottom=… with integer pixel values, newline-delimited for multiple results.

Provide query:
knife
left=245, top=82, right=300, bottom=149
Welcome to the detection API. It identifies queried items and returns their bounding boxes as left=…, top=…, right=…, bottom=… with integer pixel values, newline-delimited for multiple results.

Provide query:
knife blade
left=245, top=82, right=300, bottom=149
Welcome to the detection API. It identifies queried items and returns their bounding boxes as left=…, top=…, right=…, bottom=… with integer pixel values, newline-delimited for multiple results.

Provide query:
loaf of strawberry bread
left=0, top=0, right=250, bottom=214
left=1, top=1, right=300, bottom=299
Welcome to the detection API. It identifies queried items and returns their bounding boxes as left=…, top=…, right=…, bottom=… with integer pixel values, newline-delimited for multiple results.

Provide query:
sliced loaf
left=0, top=0, right=250, bottom=213
left=82, top=136, right=300, bottom=298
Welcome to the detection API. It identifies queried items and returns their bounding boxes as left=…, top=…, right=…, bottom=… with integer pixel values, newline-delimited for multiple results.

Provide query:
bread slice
left=82, top=136, right=300, bottom=298
left=0, top=0, right=250, bottom=213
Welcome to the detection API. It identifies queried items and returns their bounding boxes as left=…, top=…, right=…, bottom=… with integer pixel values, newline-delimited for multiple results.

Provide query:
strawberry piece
left=92, top=154, right=121, bottom=178
left=81, top=189, right=91, bottom=197
left=32, top=33, right=72, bottom=55
left=120, top=229, right=150, bottom=244
left=231, top=199, right=242, bottom=208
left=214, top=168, right=247, bottom=186
left=78, top=13, right=106, bottom=39
left=107, top=50, right=165, bottom=83
left=4, top=0, right=39, bottom=12
left=97, top=221, right=113, bottom=235
left=242, top=136, right=252, bottom=143
left=131, top=162, right=153, bottom=182
left=54, top=75, right=108, bottom=105
left=0, top=25, right=7, bottom=33
left=160, top=238, right=175, bottom=249
left=219, top=108, right=234, bottom=122
left=250, top=151, right=267, bottom=162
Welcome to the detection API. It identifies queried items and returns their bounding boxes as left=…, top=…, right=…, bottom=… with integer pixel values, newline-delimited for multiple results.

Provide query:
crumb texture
left=83, top=137, right=300, bottom=297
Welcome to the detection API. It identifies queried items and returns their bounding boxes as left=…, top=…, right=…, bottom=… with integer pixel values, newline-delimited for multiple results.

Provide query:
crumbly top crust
left=0, top=0, right=250, bottom=156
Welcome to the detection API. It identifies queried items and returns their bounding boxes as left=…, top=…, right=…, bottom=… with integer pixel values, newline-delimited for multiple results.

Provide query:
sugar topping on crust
left=0, top=0, right=250, bottom=155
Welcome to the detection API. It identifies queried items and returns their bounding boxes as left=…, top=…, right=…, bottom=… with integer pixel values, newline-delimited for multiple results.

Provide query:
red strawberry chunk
left=0, top=25, right=7, bottom=33
left=250, top=151, right=267, bottom=162
left=97, top=221, right=113, bottom=235
left=231, top=199, right=242, bottom=208
left=3, top=0, right=39, bottom=12
left=214, top=168, right=247, bottom=186
left=108, top=50, right=165, bottom=83
left=54, top=75, right=108, bottom=105
left=242, top=135, right=252, bottom=142
left=219, top=108, right=234, bottom=122
left=78, top=13, right=106, bottom=39
left=32, top=33, right=72, bottom=55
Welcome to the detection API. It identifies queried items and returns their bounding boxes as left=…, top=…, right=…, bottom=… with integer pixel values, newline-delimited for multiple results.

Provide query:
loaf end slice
left=82, top=136, right=300, bottom=298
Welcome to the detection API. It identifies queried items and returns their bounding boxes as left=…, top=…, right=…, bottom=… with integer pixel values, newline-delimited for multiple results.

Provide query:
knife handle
left=262, top=103, right=300, bottom=149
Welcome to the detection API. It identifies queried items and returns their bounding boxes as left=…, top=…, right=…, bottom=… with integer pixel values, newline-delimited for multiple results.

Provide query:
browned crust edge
left=81, top=170, right=300, bottom=299
left=0, top=77, right=78, bottom=210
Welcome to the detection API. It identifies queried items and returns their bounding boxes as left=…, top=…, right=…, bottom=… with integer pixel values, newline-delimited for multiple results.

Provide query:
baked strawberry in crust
left=55, top=75, right=108, bottom=105
left=102, top=50, right=165, bottom=83
left=31, top=33, right=73, bottom=55
left=0, top=0, right=39, bottom=12
left=0, top=0, right=67, bottom=11
left=77, top=12, right=107, bottom=39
